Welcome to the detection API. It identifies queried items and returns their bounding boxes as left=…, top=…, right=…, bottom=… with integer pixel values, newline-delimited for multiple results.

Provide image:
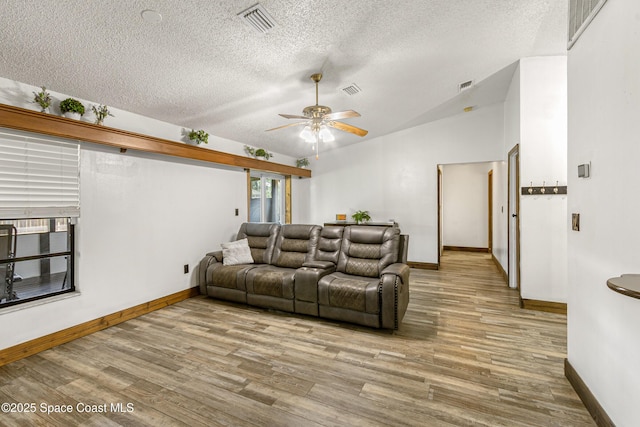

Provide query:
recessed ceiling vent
left=238, top=3, right=277, bottom=34
left=458, top=80, right=474, bottom=92
left=342, top=84, right=361, bottom=96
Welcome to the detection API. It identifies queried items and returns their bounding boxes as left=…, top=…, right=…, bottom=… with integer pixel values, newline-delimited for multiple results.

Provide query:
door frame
left=437, top=166, right=443, bottom=266
left=488, top=169, right=493, bottom=253
left=507, top=144, right=521, bottom=291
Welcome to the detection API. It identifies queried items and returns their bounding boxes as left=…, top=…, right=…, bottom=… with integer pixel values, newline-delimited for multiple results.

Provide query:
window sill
left=0, top=291, right=81, bottom=315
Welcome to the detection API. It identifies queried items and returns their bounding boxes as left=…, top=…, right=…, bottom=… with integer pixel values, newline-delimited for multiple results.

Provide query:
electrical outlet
left=183, top=264, right=189, bottom=274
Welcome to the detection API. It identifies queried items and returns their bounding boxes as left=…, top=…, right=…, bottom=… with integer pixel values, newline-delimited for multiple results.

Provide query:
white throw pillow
left=221, top=238, right=254, bottom=266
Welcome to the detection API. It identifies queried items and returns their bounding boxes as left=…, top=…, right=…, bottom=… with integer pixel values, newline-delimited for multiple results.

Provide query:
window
left=0, top=129, right=79, bottom=307
left=1, top=217, right=74, bottom=307
left=249, top=172, right=285, bottom=223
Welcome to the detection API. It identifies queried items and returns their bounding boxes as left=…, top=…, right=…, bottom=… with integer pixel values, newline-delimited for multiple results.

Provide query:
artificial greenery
left=296, top=157, right=310, bottom=168
left=351, top=210, right=371, bottom=224
left=188, top=129, right=209, bottom=144
left=59, top=98, right=85, bottom=115
left=32, top=86, right=51, bottom=111
left=244, top=145, right=273, bottom=160
left=91, top=104, right=114, bottom=125
left=255, top=148, right=273, bottom=160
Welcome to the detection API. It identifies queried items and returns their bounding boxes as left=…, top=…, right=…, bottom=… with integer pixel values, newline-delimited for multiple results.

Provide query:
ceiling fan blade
left=323, top=110, right=361, bottom=121
left=266, top=122, right=307, bottom=132
left=279, top=113, right=309, bottom=120
left=327, top=121, right=368, bottom=137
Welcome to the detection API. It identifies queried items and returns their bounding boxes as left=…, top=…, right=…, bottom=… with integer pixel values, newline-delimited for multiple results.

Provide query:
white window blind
left=0, top=128, right=80, bottom=219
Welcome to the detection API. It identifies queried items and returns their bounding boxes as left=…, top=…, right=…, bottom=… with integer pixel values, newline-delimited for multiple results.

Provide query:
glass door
left=249, top=173, right=285, bottom=223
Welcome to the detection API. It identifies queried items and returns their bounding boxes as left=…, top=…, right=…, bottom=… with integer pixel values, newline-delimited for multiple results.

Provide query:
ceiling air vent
left=342, top=84, right=361, bottom=96
left=237, top=3, right=276, bottom=34
left=458, top=80, right=474, bottom=92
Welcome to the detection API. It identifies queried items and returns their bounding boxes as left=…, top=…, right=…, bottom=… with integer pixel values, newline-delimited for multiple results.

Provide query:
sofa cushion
left=272, top=224, right=321, bottom=269
left=221, top=238, right=253, bottom=266
left=337, top=226, right=399, bottom=278
left=315, top=226, right=344, bottom=264
left=206, top=263, right=263, bottom=291
left=237, top=223, right=280, bottom=264
left=245, top=266, right=295, bottom=299
left=318, top=272, right=380, bottom=314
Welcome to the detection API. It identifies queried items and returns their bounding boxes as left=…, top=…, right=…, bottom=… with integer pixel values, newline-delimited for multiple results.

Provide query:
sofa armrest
left=295, top=264, right=337, bottom=304
left=198, top=253, right=222, bottom=294
left=380, top=263, right=411, bottom=329
left=381, top=263, right=410, bottom=285
left=206, top=250, right=223, bottom=263
left=302, top=260, right=335, bottom=269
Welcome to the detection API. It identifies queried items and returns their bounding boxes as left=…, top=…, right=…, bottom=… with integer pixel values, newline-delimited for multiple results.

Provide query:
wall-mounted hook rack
left=521, top=183, right=567, bottom=195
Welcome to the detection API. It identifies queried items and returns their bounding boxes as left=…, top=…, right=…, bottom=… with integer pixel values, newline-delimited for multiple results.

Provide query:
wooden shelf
left=0, top=104, right=311, bottom=178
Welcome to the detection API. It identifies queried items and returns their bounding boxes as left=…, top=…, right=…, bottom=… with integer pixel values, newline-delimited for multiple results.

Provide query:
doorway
left=507, top=145, right=520, bottom=290
left=439, top=162, right=494, bottom=254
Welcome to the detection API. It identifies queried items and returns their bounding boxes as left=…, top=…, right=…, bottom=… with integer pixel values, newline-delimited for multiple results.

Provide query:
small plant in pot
left=90, top=104, right=114, bottom=125
left=351, top=210, right=371, bottom=224
left=59, top=98, right=85, bottom=120
left=188, top=129, right=209, bottom=145
left=296, top=157, right=310, bottom=168
left=32, top=86, right=52, bottom=113
left=254, top=148, right=273, bottom=160
left=244, top=145, right=273, bottom=160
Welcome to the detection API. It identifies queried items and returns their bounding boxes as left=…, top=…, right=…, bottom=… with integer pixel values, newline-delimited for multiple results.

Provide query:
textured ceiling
left=0, top=1, right=567, bottom=158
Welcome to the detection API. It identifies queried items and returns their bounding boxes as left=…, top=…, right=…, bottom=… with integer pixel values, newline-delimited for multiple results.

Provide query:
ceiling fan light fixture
left=300, top=126, right=315, bottom=143
left=318, top=126, right=334, bottom=142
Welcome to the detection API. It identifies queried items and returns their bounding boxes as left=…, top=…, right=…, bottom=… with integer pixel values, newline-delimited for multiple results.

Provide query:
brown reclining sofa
left=198, top=222, right=410, bottom=329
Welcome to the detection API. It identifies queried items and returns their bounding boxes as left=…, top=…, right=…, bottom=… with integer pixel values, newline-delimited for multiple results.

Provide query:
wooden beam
left=0, top=104, right=311, bottom=178
left=285, top=176, right=292, bottom=224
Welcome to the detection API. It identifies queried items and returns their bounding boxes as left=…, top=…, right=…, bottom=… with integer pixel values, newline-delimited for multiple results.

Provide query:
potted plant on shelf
left=32, top=86, right=52, bottom=113
left=188, top=129, right=209, bottom=145
left=90, top=104, right=114, bottom=125
left=351, top=210, right=371, bottom=224
left=59, top=98, right=85, bottom=120
left=255, top=148, right=273, bottom=160
left=244, top=145, right=273, bottom=160
left=296, top=157, right=310, bottom=168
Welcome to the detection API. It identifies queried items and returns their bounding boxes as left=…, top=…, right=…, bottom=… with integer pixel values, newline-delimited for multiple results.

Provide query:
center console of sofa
left=198, top=222, right=410, bottom=330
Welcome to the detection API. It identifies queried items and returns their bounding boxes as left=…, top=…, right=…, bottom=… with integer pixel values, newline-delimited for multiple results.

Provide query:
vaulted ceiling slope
left=0, top=1, right=567, bottom=158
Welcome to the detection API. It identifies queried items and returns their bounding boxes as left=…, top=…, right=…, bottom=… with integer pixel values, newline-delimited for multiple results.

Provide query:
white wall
left=503, top=57, right=568, bottom=302
left=567, top=1, right=640, bottom=424
left=291, top=177, right=311, bottom=224
left=309, top=102, right=505, bottom=264
left=0, top=77, right=295, bottom=349
left=442, top=162, right=493, bottom=249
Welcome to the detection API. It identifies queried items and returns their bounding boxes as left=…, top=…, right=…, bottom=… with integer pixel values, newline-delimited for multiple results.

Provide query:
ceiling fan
left=267, top=73, right=368, bottom=157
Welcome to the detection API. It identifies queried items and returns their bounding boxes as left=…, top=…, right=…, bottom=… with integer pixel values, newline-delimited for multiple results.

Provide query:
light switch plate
left=572, top=213, right=580, bottom=231
left=578, top=163, right=590, bottom=178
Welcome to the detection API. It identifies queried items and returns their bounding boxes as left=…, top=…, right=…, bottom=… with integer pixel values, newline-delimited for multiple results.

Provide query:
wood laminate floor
left=0, top=251, right=594, bottom=426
